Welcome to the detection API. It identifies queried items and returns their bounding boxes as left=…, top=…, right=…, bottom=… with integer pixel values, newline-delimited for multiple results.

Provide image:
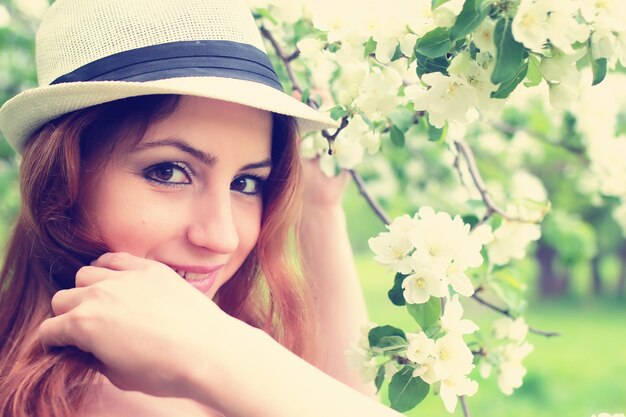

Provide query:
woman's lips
left=169, top=264, right=224, bottom=294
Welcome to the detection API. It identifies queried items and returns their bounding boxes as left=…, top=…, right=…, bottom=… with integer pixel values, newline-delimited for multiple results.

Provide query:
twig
left=260, top=26, right=303, bottom=95
left=460, top=396, right=471, bottom=417
left=453, top=139, right=542, bottom=226
left=348, top=169, right=391, bottom=226
left=322, top=116, right=350, bottom=154
left=453, top=139, right=511, bottom=224
left=471, top=292, right=560, bottom=338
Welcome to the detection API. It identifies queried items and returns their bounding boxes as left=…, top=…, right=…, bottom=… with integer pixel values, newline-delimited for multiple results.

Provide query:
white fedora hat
left=0, top=0, right=336, bottom=153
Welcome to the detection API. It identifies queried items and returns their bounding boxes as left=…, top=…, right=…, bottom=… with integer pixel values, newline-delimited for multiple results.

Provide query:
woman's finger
left=91, top=252, right=149, bottom=271
left=39, top=313, right=89, bottom=351
left=50, top=287, right=88, bottom=316
left=75, top=265, right=117, bottom=287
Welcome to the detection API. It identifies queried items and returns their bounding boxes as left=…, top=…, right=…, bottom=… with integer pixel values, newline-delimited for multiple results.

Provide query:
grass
left=356, top=254, right=626, bottom=417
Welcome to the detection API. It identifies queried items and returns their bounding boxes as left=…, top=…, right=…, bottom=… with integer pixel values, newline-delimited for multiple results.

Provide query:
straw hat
left=0, top=0, right=336, bottom=152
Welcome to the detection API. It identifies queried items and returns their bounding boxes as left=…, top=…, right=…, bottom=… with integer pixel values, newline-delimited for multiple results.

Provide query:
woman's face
left=82, top=96, right=272, bottom=298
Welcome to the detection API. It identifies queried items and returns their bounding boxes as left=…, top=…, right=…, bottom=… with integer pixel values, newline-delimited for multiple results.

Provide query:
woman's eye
left=231, top=175, right=264, bottom=195
left=144, top=162, right=192, bottom=186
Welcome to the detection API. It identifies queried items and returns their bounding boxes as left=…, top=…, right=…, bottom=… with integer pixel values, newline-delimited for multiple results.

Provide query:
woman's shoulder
left=78, top=380, right=224, bottom=417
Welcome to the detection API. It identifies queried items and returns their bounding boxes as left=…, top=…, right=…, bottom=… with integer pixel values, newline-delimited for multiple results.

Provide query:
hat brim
left=0, top=76, right=338, bottom=152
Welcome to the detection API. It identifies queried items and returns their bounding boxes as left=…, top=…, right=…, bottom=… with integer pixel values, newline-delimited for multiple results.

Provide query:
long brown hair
left=0, top=95, right=314, bottom=416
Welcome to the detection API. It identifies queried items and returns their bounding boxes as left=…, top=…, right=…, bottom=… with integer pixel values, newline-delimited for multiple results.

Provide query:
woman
left=0, top=0, right=401, bottom=416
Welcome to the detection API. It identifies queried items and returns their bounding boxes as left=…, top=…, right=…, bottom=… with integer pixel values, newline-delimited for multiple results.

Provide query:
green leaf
left=388, top=367, right=430, bottom=412
left=491, top=18, right=527, bottom=84
left=391, top=44, right=404, bottom=61
left=462, top=214, right=480, bottom=228
left=374, top=336, right=409, bottom=354
left=368, top=326, right=407, bottom=348
left=375, top=366, right=386, bottom=393
left=415, top=52, right=449, bottom=76
left=450, top=0, right=488, bottom=41
left=415, top=27, right=452, bottom=59
left=364, top=36, right=377, bottom=57
left=390, top=125, right=405, bottom=147
left=491, top=60, right=528, bottom=99
left=330, top=106, right=348, bottom=121
left=432, top=0, right=451, bottom=8
left=406, top=297, right=441, bottom=330
left=590, top=54, right=607, bottom=86
left=427, top=119, right=448, bottom=141
left=388, top=273, right=408, bottom=306
left=524, top=54, right=542, bottom=87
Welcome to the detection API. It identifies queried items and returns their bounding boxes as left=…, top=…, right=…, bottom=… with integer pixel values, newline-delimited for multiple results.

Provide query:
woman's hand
left=301, top=157, right=350, bottom=210
left=38, top=252, right=239, bottom=399
left=297, top=158, right=373, bottom=395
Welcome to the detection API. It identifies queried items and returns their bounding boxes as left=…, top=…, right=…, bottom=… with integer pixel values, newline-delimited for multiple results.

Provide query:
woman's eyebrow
left=137, top=138, right=218, bottom=166
left=136, top=138, right=272, bottom=170
left=241, top=159, right=272, bottom=171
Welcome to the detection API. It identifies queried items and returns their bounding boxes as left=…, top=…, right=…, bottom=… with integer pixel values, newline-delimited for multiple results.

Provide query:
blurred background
left=1, top=0, right=625, bottom=416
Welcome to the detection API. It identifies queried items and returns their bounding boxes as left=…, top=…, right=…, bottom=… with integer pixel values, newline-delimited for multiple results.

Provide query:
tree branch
left=460, top=396, right=471, bottom=417
left=453, top=139, right=543, bottom=225
left=471, top=292, right=560, bottom=338
left=260, top=26, right=304, bottom=96
left=453, top=139, right=512, bottom=224
left=348, top=169, right=392, bottom=225
left=321, top=116, right=350, bottom=154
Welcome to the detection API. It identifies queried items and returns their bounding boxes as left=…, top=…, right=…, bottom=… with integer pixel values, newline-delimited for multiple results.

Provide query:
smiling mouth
left=173, top=269, right=220, bottom=293
left=175, top=270, right=214, bottom=282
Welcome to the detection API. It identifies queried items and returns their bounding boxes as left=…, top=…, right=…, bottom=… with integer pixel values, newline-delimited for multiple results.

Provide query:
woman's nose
left=185, top=190, right=239, bottom=254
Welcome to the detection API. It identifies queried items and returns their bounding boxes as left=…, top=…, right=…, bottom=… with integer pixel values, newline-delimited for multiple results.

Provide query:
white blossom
left=407, top=72, right=476, bottom=128
left=406, top=332, right=436, bottom=364
left=493, top=317, right=529, bottom=342
left=591, top=414, right=626, bottom=417
left=439, top=374, right=479, bottom=412
left=368, top=214, right=416, bottom=273
left=345, top=322, right=378, bottom=382
left=412, top=355, right=439, bottom=384
left=473, top=18, right=497, bottom=54
left=496, top=342, right=534, bottom=395
left=402, top=266, right=447, bottom=304
left=353, top=66, right=404, bottom=120
left=488, top=205, right=542, bottom=265
left=512, top=0, right=590, bottom=53
left=433, top=334, right=475, bottom=380
left=432, top=0, right=464, bottom=28
left=440, top=295, right=479, bottom=336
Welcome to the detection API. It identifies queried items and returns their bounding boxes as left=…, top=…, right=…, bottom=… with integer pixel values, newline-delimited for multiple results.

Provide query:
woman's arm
left=297, top=159, right=372, bottom=393
left=39, top=252, right=402, bottom=417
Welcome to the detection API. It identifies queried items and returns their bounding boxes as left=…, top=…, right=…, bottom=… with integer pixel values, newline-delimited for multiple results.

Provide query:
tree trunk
left=536, top=242, right=570, bottom=297
left=590, top=256, right=603, bottom=296
left=617, top=244, right=626, bottom=299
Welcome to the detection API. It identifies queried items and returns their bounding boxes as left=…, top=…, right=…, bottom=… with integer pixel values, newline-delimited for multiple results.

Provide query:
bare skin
left=39, top=98, right=392, bottom=416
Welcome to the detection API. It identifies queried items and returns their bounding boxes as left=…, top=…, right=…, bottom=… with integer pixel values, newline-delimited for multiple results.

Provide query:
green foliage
left=390, top=125, right=405, bottom=147
left=450, top=0, right=488, bottom=41
left=414, top=51, right=450, bottom=76
left=542, top=211, right=597, bottom=266
left=406, top=297, right=441, bottom=330
left=524, top=54, right=542, bottom=87
left=388, top=366, right=430, bottom=412
left=491, top=18, right=527, bottom=85
left=368, top=325, right=407, bottom=348
left=388, top=273, right=407, bottom=306
left=415, top=28, right=452, bottom=59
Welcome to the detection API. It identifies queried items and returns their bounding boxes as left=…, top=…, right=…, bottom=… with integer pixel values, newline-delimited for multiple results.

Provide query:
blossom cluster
left=479, top=316, right=533, bottom=395
left=368, top=207, right=492, bottom=303
left=362, top=209, right=495, bottom=411
left=249, top=0, right=626, bottom=414
left=252, top=0, right=626, bottom=172
left=404, top=295, right=479, bottom=412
